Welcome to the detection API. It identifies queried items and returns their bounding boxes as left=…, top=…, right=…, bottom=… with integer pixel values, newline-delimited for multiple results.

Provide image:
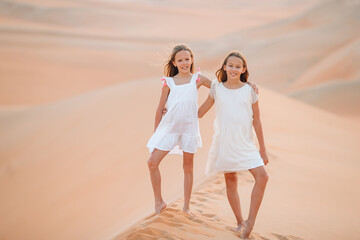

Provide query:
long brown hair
left=216, top=51, right=249, bottom=83
left=164, top=45, right=194, bottom=77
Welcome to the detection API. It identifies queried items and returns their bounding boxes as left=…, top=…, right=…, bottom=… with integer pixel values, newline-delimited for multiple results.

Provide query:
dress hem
left=147, top=145, right=201, bottom=154
left=205, top=162, right=264, bottom=176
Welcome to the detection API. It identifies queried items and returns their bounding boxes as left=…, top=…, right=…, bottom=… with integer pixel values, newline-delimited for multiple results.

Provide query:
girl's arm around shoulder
left=154, top=85, right=170, bottom=131
left=198, top=95, right=214, bottom=118
left=252, top=101, right=269, bottom=165
left=197, top=73, right=212, bottom=89
left=247, top=81, right=259, bottom=94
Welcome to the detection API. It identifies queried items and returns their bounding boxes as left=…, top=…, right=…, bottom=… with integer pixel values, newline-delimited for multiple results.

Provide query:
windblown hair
left=164, top=44, right=194, bottom=77
left=216, top=50, right=249, bottom=83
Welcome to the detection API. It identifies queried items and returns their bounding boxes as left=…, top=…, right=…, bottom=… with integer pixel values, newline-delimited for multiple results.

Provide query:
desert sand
left=1, top=0, right=360, bottom=240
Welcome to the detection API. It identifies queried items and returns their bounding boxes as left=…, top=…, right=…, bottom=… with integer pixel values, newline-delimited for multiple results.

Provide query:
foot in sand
left=232, top=222, right=245, bottom=232
left=155, top=201, right=167, bottom=214
left=182, top=207, right=194, bottom=217
left=241, top=220, right=254, bottom=239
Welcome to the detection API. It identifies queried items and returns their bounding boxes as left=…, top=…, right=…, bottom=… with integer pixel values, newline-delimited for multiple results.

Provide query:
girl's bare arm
left=198, top=95, right=215, bottom=118
left=252, top=101, right=268, bottom=165
left=197, top=74, right=212, bottom=88
left=197, top=72, right=258, bottom=93
left=154, top=86, right=170, bottom=131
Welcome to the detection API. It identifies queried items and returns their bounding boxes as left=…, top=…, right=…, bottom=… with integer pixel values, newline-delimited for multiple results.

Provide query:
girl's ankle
left=237, top=221, right=244, bottom=226
left=182, top=206, right=190, bottom=211
left=245, top=219, right=255, bottom=227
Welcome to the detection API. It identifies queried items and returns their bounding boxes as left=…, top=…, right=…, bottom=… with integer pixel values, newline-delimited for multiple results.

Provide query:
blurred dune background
left=0, top=0, right=359, bottom=239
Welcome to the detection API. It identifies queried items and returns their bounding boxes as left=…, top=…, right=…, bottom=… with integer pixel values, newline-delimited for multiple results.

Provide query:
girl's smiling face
left=172, top=50, right=193, bottom=74
left=224, top=56, right=246, bottom=81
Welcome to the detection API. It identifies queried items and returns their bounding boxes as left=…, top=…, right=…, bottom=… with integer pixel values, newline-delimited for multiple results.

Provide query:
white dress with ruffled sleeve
left=205, top=80, right=264, bottom=175
left=147, top=73, right=202, bottom=155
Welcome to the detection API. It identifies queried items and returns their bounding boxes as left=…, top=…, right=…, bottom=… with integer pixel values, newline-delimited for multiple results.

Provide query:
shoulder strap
left=191, top=71, right=201, bottom=84
left=162, top=77, right=174, bottom=89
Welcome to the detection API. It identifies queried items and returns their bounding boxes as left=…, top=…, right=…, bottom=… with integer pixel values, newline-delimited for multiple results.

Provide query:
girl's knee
left=224, top=173, right=237, bottom=190
left=183, top=162, right=193, bottom=173
left=225, top=173, right=237, bottom=183
left=183, top=165, right=193, bottom=173
left=183, top=158, right=193, bottom=173
left=147, top=157, right=159, bottom=170
left=256, top=172, right=269, bottom=184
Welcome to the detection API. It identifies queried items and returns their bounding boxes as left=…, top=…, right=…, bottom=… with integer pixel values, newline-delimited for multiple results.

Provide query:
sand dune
left=290, top=79, right=360, bottom=117
left=0, top=0, right=314, bottom=106
left=198, top=0, right=360, bottom=90
left=193, top=0, right=360, bottom=117
left=287, top=37, right=360, bottom=91
left=0, top=31, right=165, bottom=105
left=0, top=77, right=214, bottom=240
left=286, top=36, right=360, bottom=117
left=1, top=79, right=359, bottom=239
left=1, top=0, right=360, bottom=240
left=115, top=87, right=360, bottom=240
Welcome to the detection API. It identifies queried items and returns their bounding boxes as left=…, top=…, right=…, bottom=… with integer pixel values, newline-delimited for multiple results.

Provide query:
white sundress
left=147, top=72, right=202, bottom=155
left=205, top=80, right=264, bottom=175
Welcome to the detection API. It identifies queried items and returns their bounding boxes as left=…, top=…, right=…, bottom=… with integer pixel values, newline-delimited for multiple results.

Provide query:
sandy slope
left=288, top=37, right=360, bottom=117
left=0, top=0, right=314, bottom=106
left=290, top=79, right=360, bottom=116
left=1, top=80, right=359, bottom=240
left=287, top=37, right=360, bottom=91
left=1, top=0, right=360, bottom=240
left=202, top=0, right=360, bottom=89
left=2, top=0, right=359, bottom=116
left=115, top=87, right=360, bottom=240
left=0, top=77, right=214, bottom=240
left=194, top=0, right=360, bottom=116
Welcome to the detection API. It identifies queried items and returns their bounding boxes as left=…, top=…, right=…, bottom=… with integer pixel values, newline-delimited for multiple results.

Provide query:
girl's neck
left=225, top=78, right=244, bottom=86
left=176, top=72, right=192, bottom=78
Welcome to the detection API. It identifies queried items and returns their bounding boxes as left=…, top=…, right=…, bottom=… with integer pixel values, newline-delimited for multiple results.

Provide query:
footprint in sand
left=202, top=213, right=216, bottom=218
left=272, top=233, right=304, bottom=240
left=195, top=196, right=208, bottom=202
left=125, top=227, right=168, bottom=240
left=213, top=189, right=226, bottom=195
left=194, top=192, right=208, bottom=196
left=151, top=216, right=184, bottom=228
left=189, top=218, right=204, bottom=224
left=160, top=212, right=174, bottom=218
left=215, top=180, right=223, bottom=184
left=193, top=202, right=206, bottom=208
left=201, top=213, right=221, bottom=222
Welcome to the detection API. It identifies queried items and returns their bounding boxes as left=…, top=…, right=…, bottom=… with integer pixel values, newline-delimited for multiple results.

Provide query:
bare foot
left=182, top=207, right=194, bottom=217
left=241, top=220, right=254, bottom=239
left=231, top=222, right=245, bottom=232
left=155, top=201, right=167, bottom=214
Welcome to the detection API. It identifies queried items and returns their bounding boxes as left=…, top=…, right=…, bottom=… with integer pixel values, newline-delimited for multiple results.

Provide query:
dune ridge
left=1, top=0, right=360, bottom=239
left=0, top=0, right=315, bottom=106
left=1, top=78, right=359, bottom=239
left=195, top=0, right=360, bottom=116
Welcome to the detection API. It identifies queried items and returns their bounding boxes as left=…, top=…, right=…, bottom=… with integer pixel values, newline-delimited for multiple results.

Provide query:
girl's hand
left=248, top=81, right=259, bottom=94
left=260, top=150, right=269, bottom=165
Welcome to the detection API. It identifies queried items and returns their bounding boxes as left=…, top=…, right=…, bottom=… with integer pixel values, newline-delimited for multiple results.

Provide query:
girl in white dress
left=198, top=51, right=269, bottom=239
left=147, top=45, right=258, bottom=215
left=146, top=45, right=212, bottom=215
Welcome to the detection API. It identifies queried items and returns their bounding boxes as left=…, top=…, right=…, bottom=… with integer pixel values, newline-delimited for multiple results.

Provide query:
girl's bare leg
left=147, top=149, right=169, bottom=214
left=182, top=152, right=194, bottom=214
left=242, top=166, right=269, bottom=239
left=224, top=172, right=244, bottom=231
